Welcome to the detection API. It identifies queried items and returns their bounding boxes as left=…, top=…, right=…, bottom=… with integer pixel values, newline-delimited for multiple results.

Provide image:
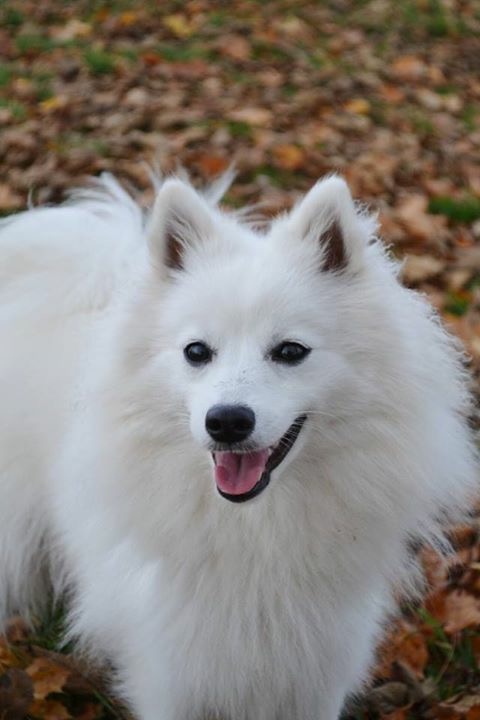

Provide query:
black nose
left=205, top=405, right=255, bottom=444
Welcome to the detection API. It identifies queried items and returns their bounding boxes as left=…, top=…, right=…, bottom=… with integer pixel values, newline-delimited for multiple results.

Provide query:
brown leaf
left=443, top=591, right=480, bottom=634
left=343, top=98, right=371, bottom=115
left=26, top=657, right=71, bottom=700
left=391, top=56, right=427, bottom=81
left=217, top=35, right=251, bottom=61
left=229, top=108, right=272, bottom=127
left=379, top=84, right=405, bottom=104
left=402, top=254, right=446, bottom=284
left=0, top=184, right=23, bottom=211
left=420, top=546, right=449, bottom=589
left=49, top=19, right=91, bottom=41
left=272, top=144, right=305, bottom=171
left=75, top=702, right=102, bottom=720
left=0, top=668, right=34, bottom=719
left=395, top=195, right=448, bottom=244
left=367, top=681, right=411, bottom=714
left=29, top=698, right=72, bottom=719
left=376, top=620, right=428, bottom=679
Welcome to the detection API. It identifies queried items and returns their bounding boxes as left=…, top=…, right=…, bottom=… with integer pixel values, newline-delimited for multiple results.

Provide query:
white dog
left=0, top=173, right=477, bottom=720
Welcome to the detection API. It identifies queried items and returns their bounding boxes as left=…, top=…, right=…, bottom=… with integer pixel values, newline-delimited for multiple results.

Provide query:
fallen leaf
left=119, top=11, right=139, bottom=27
left=368, top=681, right=411, bottom=714
left=442, top=591, right=480, bottom=634
left=39, top=96, right=69, bottom=113
left=196, top=155, right=229, bottom=177
left=75, top=702, right=102, bottom=720
left=49, top=20, right=91, bottom=41
left=29, top=698, right=72, bottom=719
left=26, top=657, right=70, bottom=700
left=391, top=56, right=426, bottom=81
left=395, top=195, right=448, bottom=244
left=229, top=108, right=272, bottom=126
left=379, top=84, right=405, bottom=104
left=272, top=144, right=305, bottom=170
left=163, top=14, right=195, bottom=38
left=344, top=98, right=370, bottom=115
left=402, top=254, right=446, bottom=283
left=376, top=620, right=428, bottom=679
left=217, top=35, right=251, bottom=61
left=0, top=668, right=34, bottom=719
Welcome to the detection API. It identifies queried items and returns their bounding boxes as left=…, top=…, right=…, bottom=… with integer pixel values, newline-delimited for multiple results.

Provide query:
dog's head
left=145, top=175, right=381, bottom=503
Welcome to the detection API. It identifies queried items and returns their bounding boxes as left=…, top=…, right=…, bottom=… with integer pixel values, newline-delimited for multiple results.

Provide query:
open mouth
left=212, top=415, right=307, bottom=503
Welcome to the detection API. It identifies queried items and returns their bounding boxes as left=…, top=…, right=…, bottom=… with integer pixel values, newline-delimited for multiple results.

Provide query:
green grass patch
left=408, top=108, right=435, bottom=136
left=209, top=11, right=227, bottom=27
left=84, top=48, right=116, bottom=75
left=251, top=40, right=292, bottom=63
left=33, top=72, right=54, bottom=101
left=16, top=33, right=56, bottom=54
left=155, top=43, right=211, bottom=62
left=461, top=104, right=477, bottom=132
left=118, top=47, right=139, bottom=62
left=398, top=0, right=470, bottom=38
left=2, top=6, right=24, bottom=28
left=428, top=196, right=480, bottom=223
left=425, top=0, right=450, bottom=37
left=369, top=98, right=388, bottom=126
left=226, top=121, right=253, bottom=139
left=435, top=84, right=458, bottom=95
left=253, top=164, right=299, bottom=189
left=466, top=273, right=480, bottom=291
left=443, top=291, right=471, bottom=317
left=0, top=63, right=12, bottom=87
left=416, top=607, right=479, bottom=699
left=0, top=98, right=27, bottom=120
left=306, top=51, right=324, bottom=69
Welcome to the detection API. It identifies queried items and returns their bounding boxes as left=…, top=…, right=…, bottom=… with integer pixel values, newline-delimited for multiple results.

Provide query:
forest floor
left=0, top=1, right=480, bottom=718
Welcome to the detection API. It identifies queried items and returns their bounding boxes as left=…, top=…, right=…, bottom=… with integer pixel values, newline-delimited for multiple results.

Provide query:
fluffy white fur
left=0, top=173, right=477, bottom=720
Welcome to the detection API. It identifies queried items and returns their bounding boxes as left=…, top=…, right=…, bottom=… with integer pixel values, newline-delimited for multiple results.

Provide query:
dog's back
left=0, top=177, right=145, bottom=625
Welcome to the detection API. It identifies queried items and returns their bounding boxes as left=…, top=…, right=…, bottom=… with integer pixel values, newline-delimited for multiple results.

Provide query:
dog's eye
left=184, top=342, right=213, bottom=366
left=270, top=342, right=311, bottom=366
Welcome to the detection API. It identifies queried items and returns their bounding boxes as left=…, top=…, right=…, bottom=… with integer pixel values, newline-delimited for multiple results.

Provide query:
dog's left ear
left=289, top=176, right=368, bottom=273
left=147, top=179, right=214, bottom=274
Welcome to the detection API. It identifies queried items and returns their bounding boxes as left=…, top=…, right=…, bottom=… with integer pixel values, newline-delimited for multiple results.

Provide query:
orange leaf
left=443, top=591, right=480, bottom=634
left=391, top=55, right=426, bottom=81
left=0, top=637, right=19, bottom=671
left=343, top=98, right=370, bottom=115
left=26, top=657, right=70, bottom=700
left=376, top=620, right=428, bottom=679
left=197, top=155, right=229, bottom=177
left=29, top=698, right=72, bottom=719
left=119, top=11, right=139, bottom=27
left=272, top=144, right=305, bottom=171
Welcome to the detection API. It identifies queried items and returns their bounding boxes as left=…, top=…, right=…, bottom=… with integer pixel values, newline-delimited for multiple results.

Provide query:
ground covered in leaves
left=0, top=0, right=479, bottom=718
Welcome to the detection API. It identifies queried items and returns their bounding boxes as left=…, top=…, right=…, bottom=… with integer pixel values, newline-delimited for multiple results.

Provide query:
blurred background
left=0, top=1, right=479, bottom=719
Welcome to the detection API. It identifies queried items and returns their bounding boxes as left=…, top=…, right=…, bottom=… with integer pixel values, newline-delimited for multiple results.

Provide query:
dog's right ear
left=147, top=179, right=214, bottom=273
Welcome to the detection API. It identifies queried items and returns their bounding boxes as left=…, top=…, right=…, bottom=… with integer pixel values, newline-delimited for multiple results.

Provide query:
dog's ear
left=289, top=176, right=368, bottom=273
left=147, top=179, right=214, bottom=273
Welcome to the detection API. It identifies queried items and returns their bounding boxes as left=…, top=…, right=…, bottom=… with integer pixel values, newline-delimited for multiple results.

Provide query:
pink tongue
left=214, top=450, right=270, bottom=495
